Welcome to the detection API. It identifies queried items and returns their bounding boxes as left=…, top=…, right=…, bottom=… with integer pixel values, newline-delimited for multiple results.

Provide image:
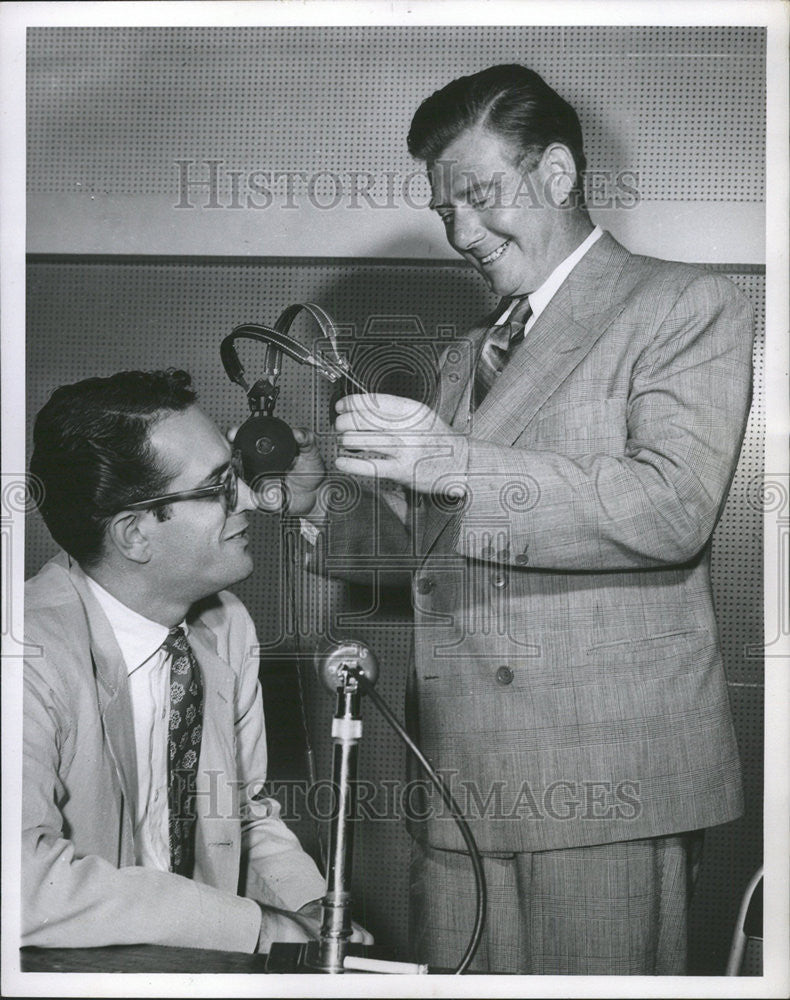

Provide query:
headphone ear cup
left=234, top=414, right=299, bottom=483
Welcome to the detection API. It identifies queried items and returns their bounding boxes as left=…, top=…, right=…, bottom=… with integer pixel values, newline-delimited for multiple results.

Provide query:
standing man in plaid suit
left=286, top=64, right=754, bottom=974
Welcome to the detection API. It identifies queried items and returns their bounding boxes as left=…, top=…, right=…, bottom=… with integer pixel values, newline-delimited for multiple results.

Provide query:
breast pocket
left=529, top=397, right=628, bottom=456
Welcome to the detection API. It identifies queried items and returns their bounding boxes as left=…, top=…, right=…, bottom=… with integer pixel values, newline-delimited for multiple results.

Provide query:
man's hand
left=278, top=427, right=327, bottom=517
left=296, top=899, right=374, bottom=945
left=334, top=393, right=468, bottom=497
left=256, top=900, right=374, bottom=952
left=257, top=904, right=320, bottom=951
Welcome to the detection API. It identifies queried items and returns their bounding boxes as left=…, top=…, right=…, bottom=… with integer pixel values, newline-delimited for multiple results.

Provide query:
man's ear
left=536, top=143, right=577, bottom=207
left=106, top=511, right=153, bottom=564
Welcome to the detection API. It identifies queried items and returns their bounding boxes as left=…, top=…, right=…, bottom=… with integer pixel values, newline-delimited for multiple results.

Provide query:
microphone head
left=234, top=413, right=299, bottom=480
left=314, top=640, right=379, bottom=692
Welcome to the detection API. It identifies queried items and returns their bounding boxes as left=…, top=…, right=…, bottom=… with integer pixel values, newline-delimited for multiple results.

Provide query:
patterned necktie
left=472, top=295, right=532, bottom=411
left=163, top=626, right=203, bottom=878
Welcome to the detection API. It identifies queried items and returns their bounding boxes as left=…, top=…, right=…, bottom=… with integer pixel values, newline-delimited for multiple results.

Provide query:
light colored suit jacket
left=323, top=232, right=753, bottom=854
left=22, top=553, right=325, bottom=950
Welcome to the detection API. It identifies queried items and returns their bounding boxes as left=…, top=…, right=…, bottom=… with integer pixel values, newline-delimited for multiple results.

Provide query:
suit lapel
left=69, top=563, right=139, bottom=825
left=433, top=306, right=503, bottom=430
left=471, top=232, right=629, bottom=445
left=186, top=616, right=235, bottom=769
left=419, top=309, right=497, bottom=551
left=68, top=559, right=237, bottom=881
left=470, top=293, right=626, bottom=445
left=418, top=307, right=503, bottom=551
left=421, top=231, right=630, bottom=554
left=185, top=613, right=239, bottom=885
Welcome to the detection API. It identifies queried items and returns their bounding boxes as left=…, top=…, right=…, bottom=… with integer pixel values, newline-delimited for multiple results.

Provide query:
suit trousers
left=408, top=830, right=704, bottom=975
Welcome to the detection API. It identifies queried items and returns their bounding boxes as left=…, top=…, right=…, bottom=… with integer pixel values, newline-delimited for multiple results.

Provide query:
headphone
left=221, top=302, right=367, bottom=484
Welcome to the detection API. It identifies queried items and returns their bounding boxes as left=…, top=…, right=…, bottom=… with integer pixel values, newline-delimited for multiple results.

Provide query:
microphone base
left=265, top=942, right=428, bottom=974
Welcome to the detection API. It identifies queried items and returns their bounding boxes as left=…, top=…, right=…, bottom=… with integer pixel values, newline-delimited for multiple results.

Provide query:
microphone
left=314, top=640, right=379, bottom=693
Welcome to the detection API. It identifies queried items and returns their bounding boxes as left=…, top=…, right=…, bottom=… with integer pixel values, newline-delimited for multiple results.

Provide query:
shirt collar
left=497, top=224, right=603, bottom=324
left=83, top=573, right=187, bottom=676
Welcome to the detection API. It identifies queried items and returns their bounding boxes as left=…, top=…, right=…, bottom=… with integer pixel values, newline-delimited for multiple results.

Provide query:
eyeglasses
left=123, top=452, right=244, bottom=513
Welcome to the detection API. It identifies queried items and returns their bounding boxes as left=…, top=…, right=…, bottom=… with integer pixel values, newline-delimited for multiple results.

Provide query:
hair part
left=30, top=369, right=197, bottom=566
left=407, top=63, right=587, bottom=201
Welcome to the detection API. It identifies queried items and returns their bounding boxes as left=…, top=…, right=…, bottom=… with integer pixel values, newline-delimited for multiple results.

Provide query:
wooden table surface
left=20, top=943, right=441, bottom=975
left=20, top=945, right=271, bottom=974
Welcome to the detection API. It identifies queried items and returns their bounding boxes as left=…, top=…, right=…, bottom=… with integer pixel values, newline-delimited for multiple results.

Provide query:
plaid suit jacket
left=325, top=232, right=754, bottom=853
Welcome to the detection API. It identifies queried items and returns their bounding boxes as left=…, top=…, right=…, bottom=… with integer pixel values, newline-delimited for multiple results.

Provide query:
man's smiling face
left=429, top=125, right=572, bottom=298
left=141, top=405, right=256, bottom=605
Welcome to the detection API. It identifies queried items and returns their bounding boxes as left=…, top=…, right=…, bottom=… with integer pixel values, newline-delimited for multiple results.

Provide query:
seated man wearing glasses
left=22, top=369, right=358, bottom=953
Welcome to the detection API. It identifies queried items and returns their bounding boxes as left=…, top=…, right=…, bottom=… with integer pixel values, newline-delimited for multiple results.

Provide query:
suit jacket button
left=415, top=576, right=435, bottom=594
left=491, top=572, right=507, bottom=589
left=514, top=552, right=529, bottom=565
left=495, top=665, right=514, bottom=685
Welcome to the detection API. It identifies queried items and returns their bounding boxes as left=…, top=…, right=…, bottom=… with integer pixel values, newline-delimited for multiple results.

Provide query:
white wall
left=27, top=25, right=765, bottom=264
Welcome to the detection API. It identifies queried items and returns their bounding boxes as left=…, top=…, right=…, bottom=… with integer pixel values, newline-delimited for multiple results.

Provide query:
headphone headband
left=220, top=302, right=365, bottom=395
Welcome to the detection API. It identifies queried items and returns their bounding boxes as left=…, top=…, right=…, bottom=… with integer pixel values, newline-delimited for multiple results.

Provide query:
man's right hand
left=278, top=427, right=327, bottom=517
left=256, top=904, right=321, bottom=952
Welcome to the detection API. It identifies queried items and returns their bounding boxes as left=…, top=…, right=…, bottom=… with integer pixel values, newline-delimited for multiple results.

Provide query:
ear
left=536, top=143, right=577, bottom=207
left=105, top=510, right=153, bottom=565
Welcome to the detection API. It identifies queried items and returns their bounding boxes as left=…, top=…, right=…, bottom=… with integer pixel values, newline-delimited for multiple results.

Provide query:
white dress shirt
left=494, top=224, right=603, bottom=328
left=84, top=574, right=185, bottom=872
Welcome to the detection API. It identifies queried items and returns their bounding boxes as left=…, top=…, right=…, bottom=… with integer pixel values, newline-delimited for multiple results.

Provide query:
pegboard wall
left=28, top=25, right=765, bottom=204
left=24, top=259, right=765, bottom=972
left=21, top=21, right=765, bottom=973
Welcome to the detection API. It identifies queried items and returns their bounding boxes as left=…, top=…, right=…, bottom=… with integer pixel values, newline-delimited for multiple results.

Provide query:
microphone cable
left=282, top=529, right=487, bottom=973
left=356, top=674, right=487, bottom=975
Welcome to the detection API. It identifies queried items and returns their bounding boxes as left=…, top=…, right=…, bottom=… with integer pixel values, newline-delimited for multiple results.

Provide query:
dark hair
left=407, top=64, right=586, bottom=199
left=30, top=369, right=197, bottom=566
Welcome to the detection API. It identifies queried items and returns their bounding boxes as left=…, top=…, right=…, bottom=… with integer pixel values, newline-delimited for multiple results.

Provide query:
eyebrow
left=429, top=176, right=501, bottom=211
left=191, top=458, right=232, bottom=489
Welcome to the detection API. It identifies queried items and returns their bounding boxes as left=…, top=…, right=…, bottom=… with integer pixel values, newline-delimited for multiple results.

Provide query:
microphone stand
left=267, top=643, right=425, bottom=974
left=304, top=642, right=373, bottom=973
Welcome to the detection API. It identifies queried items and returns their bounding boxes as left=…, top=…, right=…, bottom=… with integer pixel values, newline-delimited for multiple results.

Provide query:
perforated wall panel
left=25, top=258, right=764, bottom=968
left=28, top=26, right=765, bottom=204
left=711, top=274, right=765, bottom=687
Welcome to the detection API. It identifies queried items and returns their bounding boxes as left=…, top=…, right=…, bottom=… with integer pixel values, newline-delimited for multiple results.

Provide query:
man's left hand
left=334, top=393, right=468, bottom=497
left=297, top=900, right=374, bottom=945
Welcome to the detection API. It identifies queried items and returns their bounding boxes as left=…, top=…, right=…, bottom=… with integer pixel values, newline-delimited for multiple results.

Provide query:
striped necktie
left=163, top=626, right=203, bottom=878
left=472, top=295, right=532, bottom=411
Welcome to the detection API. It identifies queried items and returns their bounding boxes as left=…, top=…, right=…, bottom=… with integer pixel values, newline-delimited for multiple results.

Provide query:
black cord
left=356, top=674, right=487, bottom=975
